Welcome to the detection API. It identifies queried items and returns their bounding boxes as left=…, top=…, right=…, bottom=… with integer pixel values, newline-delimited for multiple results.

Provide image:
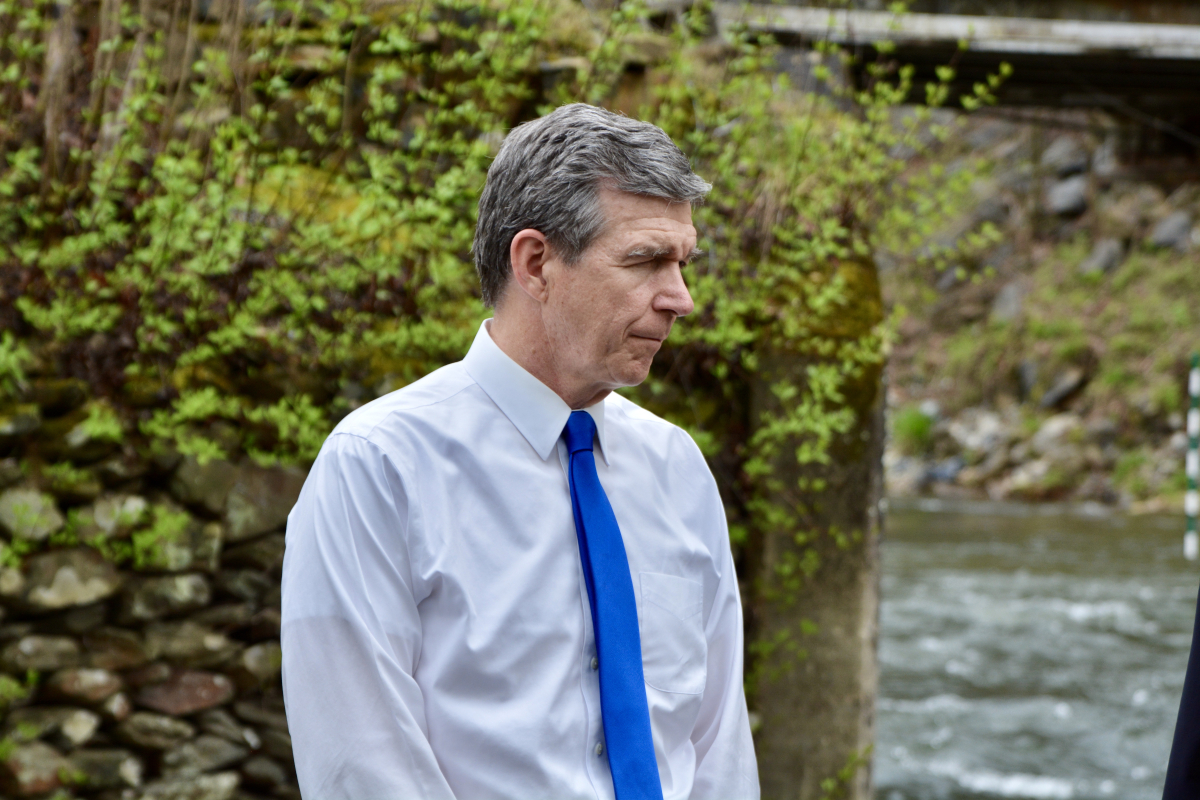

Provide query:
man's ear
left=509, top=229, right=552, bottom=304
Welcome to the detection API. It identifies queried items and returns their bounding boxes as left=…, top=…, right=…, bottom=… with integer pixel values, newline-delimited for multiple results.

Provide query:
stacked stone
left=0, top=385, right=305, bottom=799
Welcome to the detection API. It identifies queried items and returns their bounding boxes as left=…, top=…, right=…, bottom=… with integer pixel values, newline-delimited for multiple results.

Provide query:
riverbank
left=883, top=109, right=1199, bottom=513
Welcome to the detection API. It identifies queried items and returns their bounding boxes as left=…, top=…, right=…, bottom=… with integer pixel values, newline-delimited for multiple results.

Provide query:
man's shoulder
left=606, top=392, right=705, bottom=464
left=331, top=361, right=476, bottom=442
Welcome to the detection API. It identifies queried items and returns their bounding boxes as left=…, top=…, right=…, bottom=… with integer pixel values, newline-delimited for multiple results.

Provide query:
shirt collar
left=463, top=320, right=609, bottom=464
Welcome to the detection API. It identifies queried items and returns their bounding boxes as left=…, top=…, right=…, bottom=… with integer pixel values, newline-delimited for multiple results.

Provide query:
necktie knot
left=563, top=410, right=597, bottom=455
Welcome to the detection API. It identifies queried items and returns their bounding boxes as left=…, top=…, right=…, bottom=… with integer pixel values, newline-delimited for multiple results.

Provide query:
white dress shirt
left=281, top=320, right=759, bottom=800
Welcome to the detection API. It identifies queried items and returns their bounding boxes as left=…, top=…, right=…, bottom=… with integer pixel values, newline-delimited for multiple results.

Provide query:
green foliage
left=0, top=332, right=32, bottom=401
left=892, top=405, right=934, bottom=456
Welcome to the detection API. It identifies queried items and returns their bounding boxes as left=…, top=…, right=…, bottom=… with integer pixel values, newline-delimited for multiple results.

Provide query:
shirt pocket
left=638, top=572, right=707, bottom=695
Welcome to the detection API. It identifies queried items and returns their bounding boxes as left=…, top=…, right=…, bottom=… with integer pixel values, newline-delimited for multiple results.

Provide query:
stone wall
left=0, top=407, right=305, bottom=799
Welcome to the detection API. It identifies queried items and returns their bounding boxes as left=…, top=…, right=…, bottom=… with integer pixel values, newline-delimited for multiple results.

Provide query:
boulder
left=101, top=691, right=133, bottom=721
left=1149, top=210, right=1194, bottom=251
left=0, top=741, right=70, bottom=796
left=225, top=464, right=306, bottom=543
left=241, top=754, right=289, bottom=788
left=22, top=548, right=123, bottom=610
left=170, top=457, right=237, bottom=515
left=1079, top=238, right=1124, bottom=275
left=68, top=748, right=143, bottom=789
left=1044, top=175, right=1088, bottom=216
left=137, top=670, right=235, bottom=715
left=233, top=699, right=289, bottom=732
left=199, top=709, right=262, bottom=750
left=122, top=574, right=212, bottom=622
left=1031, top=413, right=1084, bottom=455
left=0, top=458, right=21, bottom=488
left=132, top=771, right=240, bottom=800
left=93, top=494, right=149, bottom=538
left=116, top=712, right=196, bottom=750
left=1, top=635, right=80, bottom=672
left=0, top=488, right=63, bottom=541
left=138, top=518, right=223, bottom=574
left=947, top=409, right=1011, bottom=453
left=0, top=405, right=40, bottom=440
left=4, top=706, right=99, bottom=749
left=990, top=282, right=1024, bottom=323
left=1040, top=135, right=1089, bottom=177
left=1039, top=368, right=1089, bottom=409
left=44, top=667, right=122, bottom=703
left=240, top=641, right=282, bottom=683
left=214, top=569, right=272, bottom=603
left=162, top=734, right=249, bottom=777
left=144, top=621, right=239, bottom=667
left=221, top=533, right=285, bottom=573
left=82, top=627, right=148, bottom=670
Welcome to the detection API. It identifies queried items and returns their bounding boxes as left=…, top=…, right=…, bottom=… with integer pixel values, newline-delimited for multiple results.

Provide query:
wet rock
left=927, top=456, right=964, bottom=484
left=134, top=771, right=240, bottom=800
left=0, top=405, right=40, bottom=440
left=1039, top=369, right=1089, bottom=409
left=242, top=754, right=288, bottom=788
left=126, top=661, right=173, bottom=687
left=0, top=488, right=63, bottom=541
left=139, top=518, right=223, bottom=574
left=1149, top=210, right=1194, bottom=251
left=1079, top=237, right=1124, bottom=275
left=233, top=699, right=288, bottom=732
left=225, top=465, right=305, bottom=543
left=122, top=574, right=212, bottom=622
left=1040, top=135, right=1089, bottom=177
left=93, top=494, right=149, bottom=538
left=137, top=670, right=235, bottom=715
left=1032, top=414, right=1085, bottom=455
left=947, top=409, right=1010, bottom=453
left=0, top=741, right=71, bottom=796
left=47, top=465, right=103, bottom=503
left=240, top=642, right=282, bottom=683
left=82, top=627, right=148, bottom=670
left=117, top=711, right=196, bottom=750
left=163, top=734, right=249, bottom=777
left=101, top=690, right=133, bottom=721
left=259, top=728, right=293, bottom=762
left=68, top=748, right=143, bottom=789
left=189, top=603, right=255, bottom=628
left=0, top=458, right=22, bottom=488
left=199, top=709, right=262, bottom=750
left=144, top=621, right=239, bottom=667
left=27, top=379, right=87, bottom=416
left=5, top=705, right=99, bottom=750
left=44, top=667, right=122, bottom=703
left=222, top=533, right=285, bottom=574
left=214, top=570, right=272, bottom=604
left=170, top=457, right=238, bottom=515
left=22, top=548, right=123, bottom=610
left=1, top=635, right=80, bottom=672
left=990, top=282, right=1024, bottom=323
left=1044, top=174, right=1088, bottom=216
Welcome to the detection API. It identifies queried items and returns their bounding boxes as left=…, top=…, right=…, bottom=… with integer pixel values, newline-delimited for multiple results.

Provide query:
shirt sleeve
left=687, top=449, right=761, bottom=800
left=280, top=432, right=456, bottom=800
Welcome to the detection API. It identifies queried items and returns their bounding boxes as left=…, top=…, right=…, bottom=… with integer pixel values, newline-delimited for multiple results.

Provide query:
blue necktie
left=563, top=410, right=663, bottom=800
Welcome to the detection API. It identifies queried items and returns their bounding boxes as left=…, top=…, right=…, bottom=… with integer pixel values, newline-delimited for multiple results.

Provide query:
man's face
left=542, top=187, right=697, bottom=395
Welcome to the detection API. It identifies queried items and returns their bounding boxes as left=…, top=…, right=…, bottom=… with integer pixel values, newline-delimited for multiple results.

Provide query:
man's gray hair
left=473, top=103, right=711, bottom=307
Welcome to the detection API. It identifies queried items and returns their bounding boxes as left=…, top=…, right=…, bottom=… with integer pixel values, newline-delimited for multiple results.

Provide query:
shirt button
left=590, top=657, right=599, bottom=671
left=595, top=742, right=605, bottom=757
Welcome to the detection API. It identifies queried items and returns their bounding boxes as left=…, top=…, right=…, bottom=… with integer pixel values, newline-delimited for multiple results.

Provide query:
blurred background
left=0, top=0, right=1198, bottom=798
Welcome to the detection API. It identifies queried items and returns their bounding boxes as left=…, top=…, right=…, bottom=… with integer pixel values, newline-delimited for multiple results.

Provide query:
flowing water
left=875, top=500, right=1198, bottom=800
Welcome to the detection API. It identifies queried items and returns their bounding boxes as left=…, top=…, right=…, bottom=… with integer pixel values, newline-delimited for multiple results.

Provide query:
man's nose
left=654, top=263, right=695, bottom=318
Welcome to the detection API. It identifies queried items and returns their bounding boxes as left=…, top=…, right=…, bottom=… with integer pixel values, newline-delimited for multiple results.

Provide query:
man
left=280, top=103, right=759, bottom=800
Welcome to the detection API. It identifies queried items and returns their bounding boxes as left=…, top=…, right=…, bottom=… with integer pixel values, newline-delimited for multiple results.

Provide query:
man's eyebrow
left=623, top=245, right=706, bottom=263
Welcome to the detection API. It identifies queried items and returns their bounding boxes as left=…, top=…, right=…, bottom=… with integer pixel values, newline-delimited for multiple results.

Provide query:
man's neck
left=487, top=315, right=611, bottom=410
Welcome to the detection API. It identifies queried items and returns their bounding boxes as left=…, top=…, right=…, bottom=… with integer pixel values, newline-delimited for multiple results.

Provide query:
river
left=875, top=500, right=1197, bottom=800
